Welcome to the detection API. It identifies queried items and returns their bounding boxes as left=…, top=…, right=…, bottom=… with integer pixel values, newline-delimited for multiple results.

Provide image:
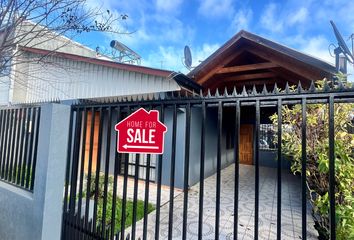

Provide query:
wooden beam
left=222, top=72, right=277, bottom=82
left=216, top=62, right=278, bottom=74
left=245, top=46, right=323, bottom=81
left=196, top=49, right=244, bottom=85
left=267, top=68, right=303, bottom=85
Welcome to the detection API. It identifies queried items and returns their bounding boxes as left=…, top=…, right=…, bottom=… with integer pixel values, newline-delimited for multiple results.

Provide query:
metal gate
left=62, top=82, right=354, bottom=240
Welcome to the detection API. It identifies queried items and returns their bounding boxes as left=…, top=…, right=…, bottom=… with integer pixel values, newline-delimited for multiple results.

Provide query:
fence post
left=32, top=103, right=71, bottom=240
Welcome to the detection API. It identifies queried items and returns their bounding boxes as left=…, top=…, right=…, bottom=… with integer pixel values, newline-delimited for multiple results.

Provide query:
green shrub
left=270, top=80, right=354, bottom=239
left=84, top=172, right=155, bottom=233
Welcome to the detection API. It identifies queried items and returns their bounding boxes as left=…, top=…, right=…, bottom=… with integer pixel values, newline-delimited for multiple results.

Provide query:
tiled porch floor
left=122, top=164, right=318, bottom=240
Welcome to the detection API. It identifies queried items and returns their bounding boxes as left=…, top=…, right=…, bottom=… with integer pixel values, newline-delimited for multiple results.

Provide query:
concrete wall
left=188, top=107, right=234, bottom=187
left=0, top=104, right=71, bottom=240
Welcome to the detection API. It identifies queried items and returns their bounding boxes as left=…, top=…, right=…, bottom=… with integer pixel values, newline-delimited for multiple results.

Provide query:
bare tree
left=0, top=0, right=128, bottom=92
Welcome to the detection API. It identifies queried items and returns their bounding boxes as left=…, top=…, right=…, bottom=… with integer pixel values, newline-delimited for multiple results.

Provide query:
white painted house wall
left=0, top=75, right=10, bottom=104
left=9, top=52, right=179, bottom=104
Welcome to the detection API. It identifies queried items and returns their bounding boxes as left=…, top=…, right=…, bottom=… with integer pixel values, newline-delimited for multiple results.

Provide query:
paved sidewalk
left=123, top=164, right=318, bottom=240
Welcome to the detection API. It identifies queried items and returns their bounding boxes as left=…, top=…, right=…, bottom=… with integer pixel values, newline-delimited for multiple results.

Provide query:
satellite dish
left=330, top=20, right=354, bottom=64
left=184, top=45, right=192, bottom=69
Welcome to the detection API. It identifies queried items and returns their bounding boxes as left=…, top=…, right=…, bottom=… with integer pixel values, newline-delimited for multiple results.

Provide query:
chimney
left=339, top=55, right=347, bottom=74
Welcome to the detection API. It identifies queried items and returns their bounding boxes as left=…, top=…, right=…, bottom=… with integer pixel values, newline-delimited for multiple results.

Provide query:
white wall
left=0, top=104, right=71, bottom=240
left=10, top=52, right=180, bottom=104
left=0, top=75, right=10, bottom=105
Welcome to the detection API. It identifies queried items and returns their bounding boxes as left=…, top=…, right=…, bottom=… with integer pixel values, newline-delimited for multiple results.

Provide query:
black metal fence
left=0, top=106, right=41, bottom=191
left=62, top=82, right=354, bottom=240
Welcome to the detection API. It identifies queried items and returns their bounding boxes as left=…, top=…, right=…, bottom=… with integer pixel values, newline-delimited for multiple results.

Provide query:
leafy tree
left=271, top=80, right=354, bottom=239
left=0, top=0, right=128, bottom=80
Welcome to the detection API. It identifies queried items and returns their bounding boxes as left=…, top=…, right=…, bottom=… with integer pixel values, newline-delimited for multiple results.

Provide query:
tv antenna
left=329, top=20, right=354, bottom=74
left=110, top=40, right=141, bottom=65
left=183, top=45, right=193, bottom=70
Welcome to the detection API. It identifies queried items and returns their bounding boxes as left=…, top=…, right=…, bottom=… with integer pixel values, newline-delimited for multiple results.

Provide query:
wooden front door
left=84, top=111, right=100, bottom=173
left=239, top=124, right=253, bottom=165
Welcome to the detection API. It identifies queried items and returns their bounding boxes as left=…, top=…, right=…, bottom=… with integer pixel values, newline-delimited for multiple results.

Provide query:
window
left=259, top=124, right=277, bottom=150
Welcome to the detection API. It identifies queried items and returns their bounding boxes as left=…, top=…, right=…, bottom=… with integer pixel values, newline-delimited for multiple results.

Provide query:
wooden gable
left=188, top=31, right=336, bottom=92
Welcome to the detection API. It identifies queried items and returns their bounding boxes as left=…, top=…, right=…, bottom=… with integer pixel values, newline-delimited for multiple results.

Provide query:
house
left=0, top=20, right=200, bottom=185
left=179, top=30, right=337, bottom=187
left=1, top=23, right=337, bottom=189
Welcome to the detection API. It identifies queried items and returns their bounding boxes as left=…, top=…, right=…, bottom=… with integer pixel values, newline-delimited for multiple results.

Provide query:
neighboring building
left=0, top=21, right=199, bottom=105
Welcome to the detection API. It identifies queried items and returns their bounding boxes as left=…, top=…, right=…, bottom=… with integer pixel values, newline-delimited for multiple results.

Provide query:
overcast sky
left=78, top=0, right=354, bottom=81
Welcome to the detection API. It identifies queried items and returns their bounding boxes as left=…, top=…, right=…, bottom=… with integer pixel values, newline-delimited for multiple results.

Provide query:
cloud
left=260, top=3, right=283, bottom=33
left=198, top=0, right=234, bottom=18
left=155, top=0, right=183, bottom=13
left=142, top=43, right=220, bottom=73
left=230, top=8, right=253, bottom=32
left=289, top=7, right=308, bottom=25
left=300, top=36, right=333, bottom=63
left=299, top=35, right=354, bottom=82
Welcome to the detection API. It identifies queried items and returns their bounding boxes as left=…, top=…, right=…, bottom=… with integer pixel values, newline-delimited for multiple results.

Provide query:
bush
left=84, top=172, right=155, bottom=233
left=270, top=80, right=354, bottom=239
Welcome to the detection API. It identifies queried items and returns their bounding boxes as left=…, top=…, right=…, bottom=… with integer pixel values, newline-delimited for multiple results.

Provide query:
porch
left=124, top=164, right=318, bottom=240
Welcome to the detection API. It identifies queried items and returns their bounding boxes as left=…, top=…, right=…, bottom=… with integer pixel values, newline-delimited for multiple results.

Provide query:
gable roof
left=188, top=30, right=336, bottom=88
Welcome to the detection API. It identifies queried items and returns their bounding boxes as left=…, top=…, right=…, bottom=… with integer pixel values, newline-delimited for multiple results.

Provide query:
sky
left=79, top=0, right=354, bottom=81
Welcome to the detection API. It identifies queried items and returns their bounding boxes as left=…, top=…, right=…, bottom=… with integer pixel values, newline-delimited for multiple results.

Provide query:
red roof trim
left=20, top=46, right=173, bottom=78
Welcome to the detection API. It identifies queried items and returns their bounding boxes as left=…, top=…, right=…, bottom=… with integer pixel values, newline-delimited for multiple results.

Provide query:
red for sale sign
left=115, top=108, right=167, bottom=154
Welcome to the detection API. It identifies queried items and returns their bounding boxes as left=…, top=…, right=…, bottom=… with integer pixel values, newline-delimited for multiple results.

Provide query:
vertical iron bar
left=93, top=107, right=104, bottom=232
left=329, top=95, right=336, bottom=240
left=24, top=109, right=34, bottom=188
left=25, top=108, right=36, bottom=188
left=119, top=154, right=129, bottom=240
left=26, top=108, right=37, bottom=188
left=69, top=108, right=83, bottom=214
left=198, top=101, right=206, bottom=240
left=233, top=100, right=240, bottom=240
left=77, top=108, right=88, bottom=218
left=1, top=110, right=10, bottom=179
left=143, top=105, right=152, bottom=240
left=5, top=109, right=14, bottom=181
left=215, top=101, right=222, bottom=240
left=142, top=154, right=151, bottom=240
left=102, top=107, right=112, bottom=235
left=30, top=107, right=41, bottom=191
left=277, top=99, right=282, bottom=239
left=17, top=108, right=26, bottom=184
left=254, top=100, right=260, bottom=240
left=154, top=104, right=164, bottom=240
left=9, top=109, right=19, bottom=182
left=85, top=108, right=96, bottom=225
left=120, top=106, right=130, bottom=240
left=111, top=106, right=121, bottom=239
left=21, top=108, right=31, bottom=187
left=0, top=110, right=7, bottom=178
left=131, top=154, right=140, bottom=240
left=12, top=109, right=22, bottom=184
left=131, top=104, right=142, bottom=240
left=182, top=103, right=191, bottom=240
left=0, top=110, right=4, bottom=174
left=168, top=104, right=177, bottom=240
left=301, top=98, right=307, bottom=240
left=62, top=107, right=74, bottom=238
